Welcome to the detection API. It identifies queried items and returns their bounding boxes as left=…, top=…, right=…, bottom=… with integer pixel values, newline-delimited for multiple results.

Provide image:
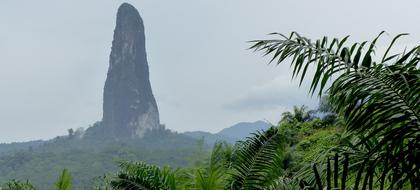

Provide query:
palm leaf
left=227, top=127, right=286, bottom=190
left=55, top=169, right=74, bottom=190
left=194, top=142, right=231, bottom=190
left=251, top=32, right=420, bottom=188
left=110, top=161, right=180, bottom=190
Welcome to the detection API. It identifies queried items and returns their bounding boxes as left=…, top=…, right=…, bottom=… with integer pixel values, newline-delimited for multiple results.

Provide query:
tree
left=0, top=180, right=36, bottom=190
left=67, top=129, right=74, bottom=138
left=109, top=127, right=288, bottom=190
left=227, top=127, right=286, bottom=190
left=190, top=142, right=231, bottom=190
left=110, top=161, right=182, bottom=190
left=280, top=105, right=311, bottom=124
left=250, top=32, right=420, bottom=188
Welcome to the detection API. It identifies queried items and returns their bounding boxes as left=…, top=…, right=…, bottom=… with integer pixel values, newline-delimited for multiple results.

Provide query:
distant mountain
left=218, top=120, right=271, bottom=140
left=184, top=120, right=271, bottom=145
left=183, top=131, right=235, bottom=144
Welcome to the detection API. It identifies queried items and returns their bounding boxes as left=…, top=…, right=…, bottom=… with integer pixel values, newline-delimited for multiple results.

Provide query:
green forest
left=1, top=32, right=419, bottom=190
left=0, top=126, right=203, bottom=189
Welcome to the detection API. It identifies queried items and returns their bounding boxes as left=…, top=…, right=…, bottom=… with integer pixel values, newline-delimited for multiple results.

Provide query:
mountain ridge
left=183, top=120, right=271, bottom=144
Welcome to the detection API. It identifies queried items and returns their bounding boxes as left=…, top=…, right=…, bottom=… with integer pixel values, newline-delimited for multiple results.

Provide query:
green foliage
left=110, top=161, right=182, bottom=190
left=271, top=177, right=301, bottom=190
left=107, top=125, right=322, bottom=190
left=280, top=105, right=312, bottom=124
left=2, top=31, right=417, bottom=190
left=90, top=175, right=113, bottom=190
left=251, top=31, right=420, bottom=188
left=0, top=129, right=204, bottom=189
left=276, top=110, right=343, bottom=177
left=0, top=109, right=342, bottom=190
left=193, top=142, right=231, bottom=190
left=227, top=127, right=286, bottom=190
left=188, top=138, right=211, bottom=168
left=55, top=169, right=73, bottom=190
left=295, top=127, right=341, bottom=163
left=0, top=180, right=36, bottom=190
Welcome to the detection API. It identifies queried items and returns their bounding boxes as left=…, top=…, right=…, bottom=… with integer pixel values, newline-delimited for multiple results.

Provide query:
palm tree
left=280, top=105, right=312, bottom=124
left=250, top=32, right=420, bottom=188
left=107, top=32, right=419, bottom=189
left=110, top=161, right=183, bottom=190
left=109, top=127, right=288, bottom=190
left=227, top=127, right=286, bottom=190
left=193, top=142, right=231, bottom=190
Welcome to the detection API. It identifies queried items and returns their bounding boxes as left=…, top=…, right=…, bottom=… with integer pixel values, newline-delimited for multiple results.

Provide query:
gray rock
left=102, top=3, right=159, bottom=138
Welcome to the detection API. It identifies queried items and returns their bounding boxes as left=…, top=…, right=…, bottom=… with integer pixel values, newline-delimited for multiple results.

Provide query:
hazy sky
left=0, top=0, right=419, bottom=142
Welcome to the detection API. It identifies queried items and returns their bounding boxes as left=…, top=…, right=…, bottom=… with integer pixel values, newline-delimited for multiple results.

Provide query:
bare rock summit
left=102, top=3, right=160, bottom=138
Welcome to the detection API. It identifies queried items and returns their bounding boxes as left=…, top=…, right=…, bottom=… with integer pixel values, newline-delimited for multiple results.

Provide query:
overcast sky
left=0, top=0, right=419, bottom=142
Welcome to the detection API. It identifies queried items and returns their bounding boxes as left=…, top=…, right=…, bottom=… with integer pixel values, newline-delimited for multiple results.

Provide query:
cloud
left=1, top=0, right=420, bottom=142
left=225, top=74, right=317, bottom=111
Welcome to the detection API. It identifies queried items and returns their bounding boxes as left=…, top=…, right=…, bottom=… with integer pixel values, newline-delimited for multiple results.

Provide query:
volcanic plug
left=102, top=3, right=160, bottom=138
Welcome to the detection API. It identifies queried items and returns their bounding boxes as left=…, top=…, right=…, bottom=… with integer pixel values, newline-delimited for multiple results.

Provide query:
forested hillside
left=0, top=2, right=418, bottom=189
left=0, top=126, right=205, bottom=189
left=0, top=103, right=341, bottom=189
left=14, top=31, right=413, bottom=190
left=0, top=140, right=44, bottom=155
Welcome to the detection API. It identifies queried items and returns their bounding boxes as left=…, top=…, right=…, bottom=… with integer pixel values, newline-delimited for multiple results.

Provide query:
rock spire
left=102, top=3, right=160, bottom=138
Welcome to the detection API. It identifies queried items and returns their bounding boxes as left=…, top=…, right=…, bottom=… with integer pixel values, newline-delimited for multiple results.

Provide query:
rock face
left=102, top=3, right=160, bottom=138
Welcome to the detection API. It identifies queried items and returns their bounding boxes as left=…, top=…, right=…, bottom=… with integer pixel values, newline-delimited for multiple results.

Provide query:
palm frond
left=55, top=169, right=74, bottom=190
left=329, top=61, right=420, bottom=189
left=251, top=32, right=420, bottom=188
left=110, top=161, right=180, bottom=190
left=251, top=32, right=367, bottom=96
left=227, top=127, right=286, bottom=190
left=193, top=142, right=231, bottom=190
